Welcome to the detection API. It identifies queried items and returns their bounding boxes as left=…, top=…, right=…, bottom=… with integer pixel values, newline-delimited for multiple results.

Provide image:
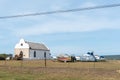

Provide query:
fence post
left=44, top=52, right=46, bottom=67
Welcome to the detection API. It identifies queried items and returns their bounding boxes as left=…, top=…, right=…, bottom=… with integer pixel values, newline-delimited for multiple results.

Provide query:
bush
left=0, top=54, right=7, bottom=60
left=0, top=56, right=5, bottom=60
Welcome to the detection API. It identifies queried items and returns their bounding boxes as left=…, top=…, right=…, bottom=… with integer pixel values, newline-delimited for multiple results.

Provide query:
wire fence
left=0, top=60, right=120, bottom=80
left=0, top=60, right=119, bottom=71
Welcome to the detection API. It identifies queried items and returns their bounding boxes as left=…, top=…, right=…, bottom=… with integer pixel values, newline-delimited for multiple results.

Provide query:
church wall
left=29, top=49, right=51, bottom=59
left=14, top=48, right=29, bottom=58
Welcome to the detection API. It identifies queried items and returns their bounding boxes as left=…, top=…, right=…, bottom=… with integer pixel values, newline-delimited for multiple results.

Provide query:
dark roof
left=26, top=41, right=49, bottom=51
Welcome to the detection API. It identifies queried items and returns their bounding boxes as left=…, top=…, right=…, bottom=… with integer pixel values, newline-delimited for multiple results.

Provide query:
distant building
left=14, top=39, right=51, bottom=60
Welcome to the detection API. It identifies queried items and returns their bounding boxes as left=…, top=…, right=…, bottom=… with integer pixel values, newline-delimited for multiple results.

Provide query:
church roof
left=26, top=41, right=49, bottom=51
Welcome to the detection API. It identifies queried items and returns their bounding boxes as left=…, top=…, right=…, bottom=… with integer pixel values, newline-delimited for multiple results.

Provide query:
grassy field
left=0, top=60, right=120, bottom=80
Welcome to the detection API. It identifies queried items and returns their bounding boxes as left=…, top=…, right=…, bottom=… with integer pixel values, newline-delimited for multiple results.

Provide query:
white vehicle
left=6, top=57, right=10, bottom=60
left=75, top=56, right=81, bottom=61
left=95, top=55, right=106, bottom=61
left=80, top=52, right=97, bottom=62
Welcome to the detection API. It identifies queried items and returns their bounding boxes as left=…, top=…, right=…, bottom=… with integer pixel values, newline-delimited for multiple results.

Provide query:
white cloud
left=13, top=14, right=120, bottom=37
left=3, top=1, right=119, bottom=37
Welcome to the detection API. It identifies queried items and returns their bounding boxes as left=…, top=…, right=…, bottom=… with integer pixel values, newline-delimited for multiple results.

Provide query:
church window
left=34, top=51, right=36, bottom=57
left=21, top=43, right=23, bottom=46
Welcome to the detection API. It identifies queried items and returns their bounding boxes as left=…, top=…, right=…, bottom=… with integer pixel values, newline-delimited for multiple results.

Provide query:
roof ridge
left=25, top=41, right=49, bottom=51
left=25, top=41, right=43, bottom=44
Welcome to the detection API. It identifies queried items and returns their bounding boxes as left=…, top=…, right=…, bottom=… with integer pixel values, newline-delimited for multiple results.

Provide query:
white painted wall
left=15, top=38, right=29, bottom=49
left=29, top=50, right=51, bottom=59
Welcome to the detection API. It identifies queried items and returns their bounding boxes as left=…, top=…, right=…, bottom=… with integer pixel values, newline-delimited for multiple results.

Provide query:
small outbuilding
left=14, top=39, right=51, bottom=60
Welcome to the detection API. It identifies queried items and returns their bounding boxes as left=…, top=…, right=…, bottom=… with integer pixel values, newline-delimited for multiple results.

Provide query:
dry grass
left=0, top=60, right=120, bottom=80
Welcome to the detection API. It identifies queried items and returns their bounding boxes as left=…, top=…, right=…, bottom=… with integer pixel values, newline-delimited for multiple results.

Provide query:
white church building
left=14, top=39, right=51, bottom=60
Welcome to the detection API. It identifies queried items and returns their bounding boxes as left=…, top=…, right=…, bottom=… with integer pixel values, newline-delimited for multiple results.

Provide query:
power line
left=0, top=3, right=120, bottom=19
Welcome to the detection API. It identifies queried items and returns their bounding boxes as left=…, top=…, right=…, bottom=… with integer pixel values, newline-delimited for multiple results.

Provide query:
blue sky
left=0, top=0, right=120, bottom=56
